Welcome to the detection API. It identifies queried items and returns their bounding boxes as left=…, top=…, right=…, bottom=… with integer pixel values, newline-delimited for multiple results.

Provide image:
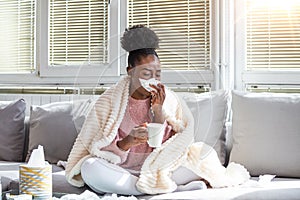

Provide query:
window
left=127, top=0, right=215, bottom=87
left=0, top=0, right=118, bottom=82
left=235, top=0, right=300, bottom=90
left=49, top=0, right=108, bottom=67
left=39, top=0, right=118, bottom=78
left=0, top=0, right=35, bottom=73
left=1, top=1, right=299, bottom=91
left=128, top=0, right=210, bottom=71
left=0, top=0, right=218, bottom=88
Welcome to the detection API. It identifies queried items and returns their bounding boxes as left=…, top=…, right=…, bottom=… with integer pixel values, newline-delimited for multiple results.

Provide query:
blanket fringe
left=184, top=142, right=250, bottom=188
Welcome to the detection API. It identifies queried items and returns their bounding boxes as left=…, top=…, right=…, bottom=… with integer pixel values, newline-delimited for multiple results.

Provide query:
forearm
left=152, top=104, right=165, bottom=123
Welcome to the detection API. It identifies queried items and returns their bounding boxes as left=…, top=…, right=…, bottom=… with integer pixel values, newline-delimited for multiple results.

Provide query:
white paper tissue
left=52, top=190, right=138, bottom=200
left=258, top=174, right=276, bottom=185
left=139, top=78, right=161, bottom=92
left=27, top=145, right=45, bottom=167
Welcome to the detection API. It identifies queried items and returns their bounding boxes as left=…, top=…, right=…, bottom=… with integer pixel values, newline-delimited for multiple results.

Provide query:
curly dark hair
left=121, top=25, right=160, bottom=67
left=121, top=24, right=159, bottom=52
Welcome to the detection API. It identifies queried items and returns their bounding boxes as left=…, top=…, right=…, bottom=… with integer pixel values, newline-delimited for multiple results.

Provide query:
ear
left=127, top=65, right=134, bottom=75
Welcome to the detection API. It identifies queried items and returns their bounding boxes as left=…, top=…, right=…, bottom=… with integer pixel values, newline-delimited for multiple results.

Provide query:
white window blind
left=49, top=0, right=108, bottom=67
left=0, top=0, right=35, bottom=73
left=246, top=0, right=300, bottom=71
left=127, top=0, right=210, bottom=70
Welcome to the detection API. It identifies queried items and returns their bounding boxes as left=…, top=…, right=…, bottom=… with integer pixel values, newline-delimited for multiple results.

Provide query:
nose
left=152, top=72, right=160, bottom=80
left=154, top=75, right=161, bottom=81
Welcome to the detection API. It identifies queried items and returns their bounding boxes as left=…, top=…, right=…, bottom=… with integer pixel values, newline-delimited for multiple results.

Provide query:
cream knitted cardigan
left=65, top=76, right=250, bottom=194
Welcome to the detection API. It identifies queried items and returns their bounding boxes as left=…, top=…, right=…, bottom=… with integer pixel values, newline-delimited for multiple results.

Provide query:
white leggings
left=81, top=157, right=200, bottom=195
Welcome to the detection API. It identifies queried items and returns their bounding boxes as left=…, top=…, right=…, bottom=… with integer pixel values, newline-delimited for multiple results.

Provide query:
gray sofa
left=0, top=98, right=92, bottom=195
left=1, top=90, right=300, bottom=199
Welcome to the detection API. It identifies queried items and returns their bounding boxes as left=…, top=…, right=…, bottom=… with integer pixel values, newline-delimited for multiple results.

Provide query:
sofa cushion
left=230, top=91, right=300, bottom=177
left=52, top=171, right=89, bottom=194
left=0, top=99, right=26, bottom=162
left=26, top=99, right=94, bottom=164
left=177, top=90, right=229, bottom=164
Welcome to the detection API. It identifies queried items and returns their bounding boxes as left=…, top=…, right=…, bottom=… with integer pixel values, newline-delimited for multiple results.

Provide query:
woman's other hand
left=117, top=124, right=148, bottom=151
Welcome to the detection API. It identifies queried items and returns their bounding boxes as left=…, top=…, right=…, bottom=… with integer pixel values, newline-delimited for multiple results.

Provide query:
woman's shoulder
left=97, top=76, right=130, bottom=99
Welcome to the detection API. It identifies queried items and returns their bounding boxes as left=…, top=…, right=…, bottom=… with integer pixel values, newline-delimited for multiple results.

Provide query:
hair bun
left=121, top=25, right=159, bottom=52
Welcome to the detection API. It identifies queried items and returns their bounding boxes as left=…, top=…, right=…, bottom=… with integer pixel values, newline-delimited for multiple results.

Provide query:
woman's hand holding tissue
left=150, top=83, right=166, bottom=124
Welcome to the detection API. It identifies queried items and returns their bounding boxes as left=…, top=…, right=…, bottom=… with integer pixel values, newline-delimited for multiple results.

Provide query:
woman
left=65, top=25, right=250, bottom=195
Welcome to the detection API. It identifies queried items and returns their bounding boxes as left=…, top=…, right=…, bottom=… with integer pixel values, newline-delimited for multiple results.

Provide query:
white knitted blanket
left=65, top=76, right=250, bottom=194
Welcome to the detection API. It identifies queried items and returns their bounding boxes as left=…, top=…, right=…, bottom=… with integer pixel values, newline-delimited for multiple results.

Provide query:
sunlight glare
left=116, top=173, right=130, bottom=186
left=250, top=0, right=300, bottom=10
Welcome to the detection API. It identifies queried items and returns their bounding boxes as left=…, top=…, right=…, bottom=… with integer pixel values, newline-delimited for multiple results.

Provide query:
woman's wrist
left=152, top=104, right=164, bottom=123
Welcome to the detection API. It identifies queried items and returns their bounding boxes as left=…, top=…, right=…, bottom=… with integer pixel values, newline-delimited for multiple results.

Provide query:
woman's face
left=128, top=54, right=161, bottom=97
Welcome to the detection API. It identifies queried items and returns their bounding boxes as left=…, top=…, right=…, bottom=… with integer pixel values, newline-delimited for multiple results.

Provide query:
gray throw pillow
left=26, top=99, right=93, bottom=164
left=0, top=99, right=26, bottom=161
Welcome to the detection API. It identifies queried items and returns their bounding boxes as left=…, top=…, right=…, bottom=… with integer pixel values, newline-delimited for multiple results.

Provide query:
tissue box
left=19, top=165, right=52, bottom=200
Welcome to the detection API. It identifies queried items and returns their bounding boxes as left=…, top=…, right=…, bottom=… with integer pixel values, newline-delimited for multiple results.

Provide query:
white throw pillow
left=177, top=90, right=229, bottom=164
left=230, top=91, right=300, bottom=177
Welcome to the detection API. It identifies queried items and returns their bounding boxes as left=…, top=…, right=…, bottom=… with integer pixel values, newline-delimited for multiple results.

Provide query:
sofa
left=0, top=90, right=300, bottom=199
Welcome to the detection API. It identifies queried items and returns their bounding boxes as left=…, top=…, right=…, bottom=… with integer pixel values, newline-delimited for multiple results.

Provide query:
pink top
left=101, top=96, right=173, bottom=172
